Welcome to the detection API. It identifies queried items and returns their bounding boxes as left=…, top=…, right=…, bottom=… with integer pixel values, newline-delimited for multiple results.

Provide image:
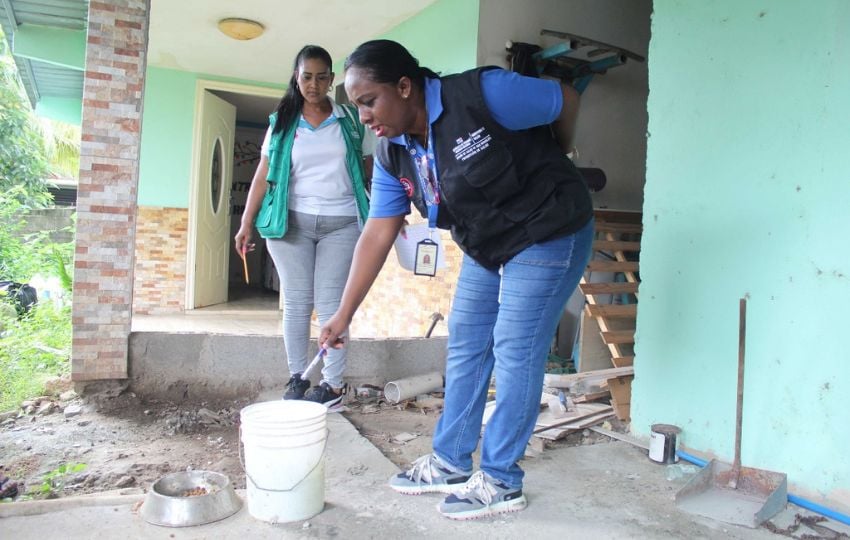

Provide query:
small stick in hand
left=240, top=247, right=250, bottom=285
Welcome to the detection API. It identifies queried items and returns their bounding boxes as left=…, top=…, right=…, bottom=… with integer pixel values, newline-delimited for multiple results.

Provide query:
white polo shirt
left=261, top=99, right=375, bottom=217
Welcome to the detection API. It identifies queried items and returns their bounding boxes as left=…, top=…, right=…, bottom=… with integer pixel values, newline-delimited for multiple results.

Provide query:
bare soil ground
left=0, top=386, right=444, bottom=501
left=0, top=385, right=613, bottom=503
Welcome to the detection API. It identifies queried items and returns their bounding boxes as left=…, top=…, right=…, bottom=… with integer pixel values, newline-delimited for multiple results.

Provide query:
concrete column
left=71, top=0, right=149, bottom=381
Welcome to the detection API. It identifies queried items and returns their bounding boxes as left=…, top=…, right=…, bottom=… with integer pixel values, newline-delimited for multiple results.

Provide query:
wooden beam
left=578, top=277, right=624, bottom=359
left=580, top=282, right=640, bottom=295
left=601, top=330, right=635, bottom=345
left=586, top=260, right=639, bottom=273
left=593, top=209, right=643, bottom=224
left=611, top=356, right=634, bottom=367
left=589, top=426, right=649, bottom=450
left=544, top=366, right=634, bottom=388
left=593, top=240, right=641, bottom=252
left=595, top=221, right=642, bottom=234
left=585, top=304, right=637, bottom=319
left=533, top=410, right=616, bottom=439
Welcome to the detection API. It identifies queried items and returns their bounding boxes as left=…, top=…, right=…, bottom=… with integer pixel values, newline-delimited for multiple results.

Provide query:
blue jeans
left=432, top=219, right=594, bottom=487
left=266, top=211, right=360, bottom=388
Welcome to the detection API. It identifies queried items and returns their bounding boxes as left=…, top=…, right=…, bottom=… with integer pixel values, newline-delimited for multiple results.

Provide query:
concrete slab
left=2, top=413, right=799, bottom=539
left=128, top=333, right=448, bottom=400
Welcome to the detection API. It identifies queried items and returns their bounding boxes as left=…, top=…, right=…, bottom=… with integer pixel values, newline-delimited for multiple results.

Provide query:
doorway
left=186, top=80, right=282, bottom=311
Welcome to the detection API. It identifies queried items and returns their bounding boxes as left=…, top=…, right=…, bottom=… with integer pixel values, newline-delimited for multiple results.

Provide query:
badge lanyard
left=405, top=127, right=439, bottom=276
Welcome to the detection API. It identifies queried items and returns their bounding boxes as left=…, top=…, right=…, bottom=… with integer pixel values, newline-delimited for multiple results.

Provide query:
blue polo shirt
left=369, top=69, right=563, bottom=218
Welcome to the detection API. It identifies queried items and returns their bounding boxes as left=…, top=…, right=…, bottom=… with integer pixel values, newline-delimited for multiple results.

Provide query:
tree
left=39, top=117, right=81, bottom=180
left=0, top=28, right=51, bottom=207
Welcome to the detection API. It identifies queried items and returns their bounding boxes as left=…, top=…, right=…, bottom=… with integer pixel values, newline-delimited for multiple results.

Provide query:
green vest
left=254, top=103, right=370, bottom=238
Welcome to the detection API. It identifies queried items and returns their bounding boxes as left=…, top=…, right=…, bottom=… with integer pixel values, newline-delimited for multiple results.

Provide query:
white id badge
left=414, top=239, right=438, bottom=277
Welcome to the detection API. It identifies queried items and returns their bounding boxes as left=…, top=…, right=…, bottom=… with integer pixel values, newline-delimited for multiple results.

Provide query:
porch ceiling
left=1, top=0, right=440, bottom=111
left=148, top=0, right=439, bottom=84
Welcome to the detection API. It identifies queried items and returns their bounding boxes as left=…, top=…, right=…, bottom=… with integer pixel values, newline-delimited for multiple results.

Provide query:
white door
left=193, top=91, right=236, bottom=308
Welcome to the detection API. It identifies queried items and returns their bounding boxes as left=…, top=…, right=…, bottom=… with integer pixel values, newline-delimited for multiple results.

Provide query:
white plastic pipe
left=384, top=372, right=444, bottom=404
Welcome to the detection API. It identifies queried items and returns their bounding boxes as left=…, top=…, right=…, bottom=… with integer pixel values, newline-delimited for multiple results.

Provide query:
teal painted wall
left=332, top=0, right=479, bottom=76
left=377, top=0, right=479, bottom=74
left=137, top=67, right=282, bottom=208
left=36, top=96, right=81, bottom=124
left=634, top=1, right=850, bottom=506
left=13, top=24, right=85, bottom=70
left=138, top=67, right=195, bottom=207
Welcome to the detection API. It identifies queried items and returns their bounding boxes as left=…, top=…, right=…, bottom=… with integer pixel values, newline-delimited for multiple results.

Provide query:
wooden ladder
left=579, top=210, right=641, bottom=369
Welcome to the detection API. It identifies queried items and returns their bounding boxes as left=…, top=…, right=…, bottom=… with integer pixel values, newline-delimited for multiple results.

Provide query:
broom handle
left=734, top=297, right=746, bottom=471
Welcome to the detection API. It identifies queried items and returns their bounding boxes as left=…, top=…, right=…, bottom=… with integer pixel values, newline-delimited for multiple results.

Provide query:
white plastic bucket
left=240, top=400, right=328, bottom=523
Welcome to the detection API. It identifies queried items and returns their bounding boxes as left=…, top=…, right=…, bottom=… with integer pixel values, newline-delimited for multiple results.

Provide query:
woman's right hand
left=319, top=312, right=350, bottom=350
left=234, top=225, right=255, bottom=256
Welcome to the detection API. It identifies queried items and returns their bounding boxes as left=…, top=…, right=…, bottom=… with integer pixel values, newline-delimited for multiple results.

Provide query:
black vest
left=376, top=67, right=592, bottom=269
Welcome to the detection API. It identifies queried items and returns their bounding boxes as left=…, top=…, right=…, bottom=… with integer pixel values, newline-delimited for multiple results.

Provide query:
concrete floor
left=3, top=412, right=837, bottom=539
left=132, top=288, right=283, bottom=336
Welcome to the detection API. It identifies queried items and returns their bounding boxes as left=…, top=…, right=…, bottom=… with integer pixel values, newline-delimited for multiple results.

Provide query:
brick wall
left=71, top=0, right=149, bottom=381
left=352, top=215, right=463, bottom=339
left=133, top=207, right=188, bottom=314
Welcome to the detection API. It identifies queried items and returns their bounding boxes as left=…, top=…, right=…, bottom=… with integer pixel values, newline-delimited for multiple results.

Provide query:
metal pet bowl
left=140, top=470, right=242, bottom=527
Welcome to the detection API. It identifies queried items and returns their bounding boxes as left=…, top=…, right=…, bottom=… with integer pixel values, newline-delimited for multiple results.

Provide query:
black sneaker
left=304, top=382, right=346, bottom=409
left=283, top=374, right=310, bottom=400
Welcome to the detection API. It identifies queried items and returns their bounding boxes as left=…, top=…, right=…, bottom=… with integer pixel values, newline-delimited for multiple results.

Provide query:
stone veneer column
left=71, top=0, right=149, bottom=381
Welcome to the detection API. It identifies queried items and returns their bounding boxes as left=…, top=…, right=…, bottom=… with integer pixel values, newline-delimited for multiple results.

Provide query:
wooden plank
left=481, top=393, right=549, bottom=428
left=586, top=260, right=639, bottom=273
left=579, top=277, right=624, bottom=359
left=611, top=356, right=634, bottom=368
left=593, top=209, right=643, bottom=224
left=534, top=410, right=616, bottom=440
left=544, top=367, right=634, bottom=388
left=573, top=389, right=611, bottom=403
left=585, top=304, right=637, bottom=319
left=601, top=330, right=635, bottom=345
left=534, top=402, right=611, bottom=428
left=592, top=240, right=642, bottom=252
left=603, top=232, right=641, bottom=286
left=594, top=221, right=642, bottom=234
left=608, top=375, right=633, bottom=421
left=589, top=426, right=649, bottom=450
left=580, top=281, right=640, bottom=295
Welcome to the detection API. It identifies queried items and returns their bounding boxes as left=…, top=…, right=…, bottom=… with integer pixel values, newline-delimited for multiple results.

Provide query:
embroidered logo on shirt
left=399, top=177, right=415, bottom=198
left=452, top=127, right=492, bottom=162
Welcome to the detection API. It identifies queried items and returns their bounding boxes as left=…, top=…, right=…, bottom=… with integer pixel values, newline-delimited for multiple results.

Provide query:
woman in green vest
left=235, top=45, right=374, bottom=409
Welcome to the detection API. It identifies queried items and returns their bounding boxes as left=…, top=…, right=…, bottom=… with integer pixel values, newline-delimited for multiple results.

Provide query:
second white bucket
left=240, top=400, right=328, bottom=523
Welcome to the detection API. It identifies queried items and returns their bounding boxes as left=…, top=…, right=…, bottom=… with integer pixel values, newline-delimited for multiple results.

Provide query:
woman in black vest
left=320, top=40, right=594, bottom=519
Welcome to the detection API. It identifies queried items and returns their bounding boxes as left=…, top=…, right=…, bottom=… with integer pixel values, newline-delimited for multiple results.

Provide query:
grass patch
left=0, top=302, right=71, bottom=411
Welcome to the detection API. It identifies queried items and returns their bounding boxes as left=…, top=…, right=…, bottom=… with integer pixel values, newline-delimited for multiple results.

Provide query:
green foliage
left=0, top=302, right=72, bottom=412
left=39, top=118, right=81, bottom=180
left=0, top=29, right=51, bottom=207
left=0, top=188, right=59, bottom=282
left=53, top=248, right=74, bottom=293
left=34, top=462, right=87, bottom=496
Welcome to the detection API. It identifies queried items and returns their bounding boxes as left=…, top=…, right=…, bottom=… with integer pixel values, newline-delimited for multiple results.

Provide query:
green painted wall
left=138, top=67, right=196, bottom=207
left=332, top=0, right=479, bottom=76
left=35, top=96, right=81, bottom=124
left=137, top=67, right=282, bottom=208
left=13, top=24, right=85, bottom=69
left=634, top=1, right=850, bottom=505
left=377, top=0, right=479, bottom=74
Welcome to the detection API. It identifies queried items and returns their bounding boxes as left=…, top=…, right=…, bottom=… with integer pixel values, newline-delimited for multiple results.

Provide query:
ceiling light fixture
left=217, top=18, right=265, bottom=41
